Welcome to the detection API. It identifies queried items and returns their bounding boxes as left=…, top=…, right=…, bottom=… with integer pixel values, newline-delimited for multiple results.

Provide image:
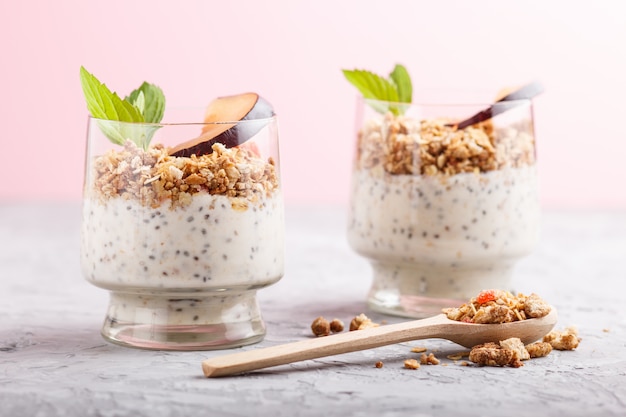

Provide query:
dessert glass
left=80, top=111, right=284, bottom=350
left=347, top=96, right=540, bottom=318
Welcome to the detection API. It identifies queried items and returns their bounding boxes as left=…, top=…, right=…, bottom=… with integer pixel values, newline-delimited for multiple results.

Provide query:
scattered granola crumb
left=420, top=353, right=440, bottom=365
left=349, top=313, right=379, bottom=331
left=499, top=337, right=530, bottom=361
left=543, top=326, right=581, bottom=350
left=404, top=359, right=420, bottom=370
left=469, top=342, right=522, bottom=368
left=375, top=361, right=384, bottom=369
left=329, top=319, right=344, bottom=333
left=446, top=352, right=470, bottom=361
left=311, top=316, right=330, bottom=337
left=410, top=346, right=427, bottom=353
left=602, top=328, right=610, bottom=333
left=526, top=341, right=553, bottom=358
left=459, top=361, right=471, bottom=366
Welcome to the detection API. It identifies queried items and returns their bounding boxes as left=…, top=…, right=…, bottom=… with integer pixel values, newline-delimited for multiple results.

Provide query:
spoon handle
left=455, top=81, right=544, bottom=129
left=202, top=315, right=448, bottom=377
left=497, top=81, right=545, bottom=102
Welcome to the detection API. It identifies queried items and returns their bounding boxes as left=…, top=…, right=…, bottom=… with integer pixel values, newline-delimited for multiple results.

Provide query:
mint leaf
left=126, top=82, right=165, bottom=124
left=342, top=65, right=412, bottom=115
left=129, top=90, right=146, bottom=115
left=342, top=69, right=399, bottom=102
left=389, top=64, right=412, bottom=103
left=80, top=67, right=144, bottom=125
left=79, top=66, right=166, bottom=149
left=125, top=83, right=167, bottom=149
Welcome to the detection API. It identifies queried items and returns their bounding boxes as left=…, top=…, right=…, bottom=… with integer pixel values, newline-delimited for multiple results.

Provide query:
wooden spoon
left=202, top=307, right=558, bottom=377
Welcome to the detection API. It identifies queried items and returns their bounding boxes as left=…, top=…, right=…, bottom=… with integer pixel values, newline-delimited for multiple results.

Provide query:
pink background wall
left=1, top=0, right=625, bottom=208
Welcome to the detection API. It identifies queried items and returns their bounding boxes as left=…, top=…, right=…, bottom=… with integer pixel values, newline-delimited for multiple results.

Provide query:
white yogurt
left=80, top=192, right=285, bottom=325
left=347, top=165, right=540, bottom=315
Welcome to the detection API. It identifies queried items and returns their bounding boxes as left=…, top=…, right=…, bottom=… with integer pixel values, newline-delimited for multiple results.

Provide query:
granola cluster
left=442, top=289, right=551, bottom=324
left=349, top=313, right=380, bottom=331
left=310, top=317, right=344, bottom=337
left=420, top=352, right=440, bottom=365
left=403, top=349, right=441, bottom=370
left=469, top=338, right=553, bottom=368
left=412, top=328, right=577, bottom=369
left=89, top=141, right=279, bottom=210
left=404, top=359, right=421, bottom=370
left=355, top=113, right=535, bottom=176
left=309, top=313, right=375, bottom=337
left=543, top=326, right=581, bottom=350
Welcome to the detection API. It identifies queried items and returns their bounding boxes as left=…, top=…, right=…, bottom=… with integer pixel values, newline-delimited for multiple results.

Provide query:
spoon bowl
left=202, top=307, right=558, bottom=377
left=441, top=307, right=558, bottom=347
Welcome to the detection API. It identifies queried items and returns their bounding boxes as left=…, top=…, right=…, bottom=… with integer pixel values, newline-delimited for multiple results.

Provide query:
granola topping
left=355, top=113, right=535, bottom=177
left=89, top=141, right=279, bottom=210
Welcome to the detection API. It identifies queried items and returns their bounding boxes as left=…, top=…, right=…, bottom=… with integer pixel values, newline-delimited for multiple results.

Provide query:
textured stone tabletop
left=1, top=203, right=625, bottom=417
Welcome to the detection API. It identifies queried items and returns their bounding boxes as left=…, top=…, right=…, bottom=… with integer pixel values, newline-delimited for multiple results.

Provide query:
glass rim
left=88, top=114, right=278, bottom=126
left=361, top=97, right=533, bottom=108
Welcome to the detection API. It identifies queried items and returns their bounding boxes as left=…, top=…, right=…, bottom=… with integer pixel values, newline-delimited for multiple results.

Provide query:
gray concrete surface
left=1, top=203, right=625, bottom=417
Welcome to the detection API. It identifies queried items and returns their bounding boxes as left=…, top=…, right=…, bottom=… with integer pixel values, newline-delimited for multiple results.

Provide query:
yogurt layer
left=348, top=165, right=540, bottom=300
left=349, top=165, right=539, bottom=267
left=81, top=192, right=285, bottom=292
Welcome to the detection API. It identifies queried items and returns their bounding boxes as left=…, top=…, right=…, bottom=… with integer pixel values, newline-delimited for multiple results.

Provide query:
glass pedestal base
left=366, top=260, right=516, bottom=318
left=101, top=291, right=265, bottom=350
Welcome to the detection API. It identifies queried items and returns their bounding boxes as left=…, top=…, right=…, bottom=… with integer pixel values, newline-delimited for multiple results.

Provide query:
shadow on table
left=204, top=343, right=469, bottom=380
left=264, top=299, right=408, bottom=327
left=0, top=322, right=109, bottom=354
left=201, top=299, right=467, bottom=379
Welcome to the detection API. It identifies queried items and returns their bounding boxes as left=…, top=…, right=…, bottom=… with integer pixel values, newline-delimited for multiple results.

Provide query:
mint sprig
left=342, top=64, right=412, bottom=115
left=389, top=64, right=412, bottom=104
left=79, top=66, right=166, bottom=149
left=126, top=82, right=166, bottom=124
